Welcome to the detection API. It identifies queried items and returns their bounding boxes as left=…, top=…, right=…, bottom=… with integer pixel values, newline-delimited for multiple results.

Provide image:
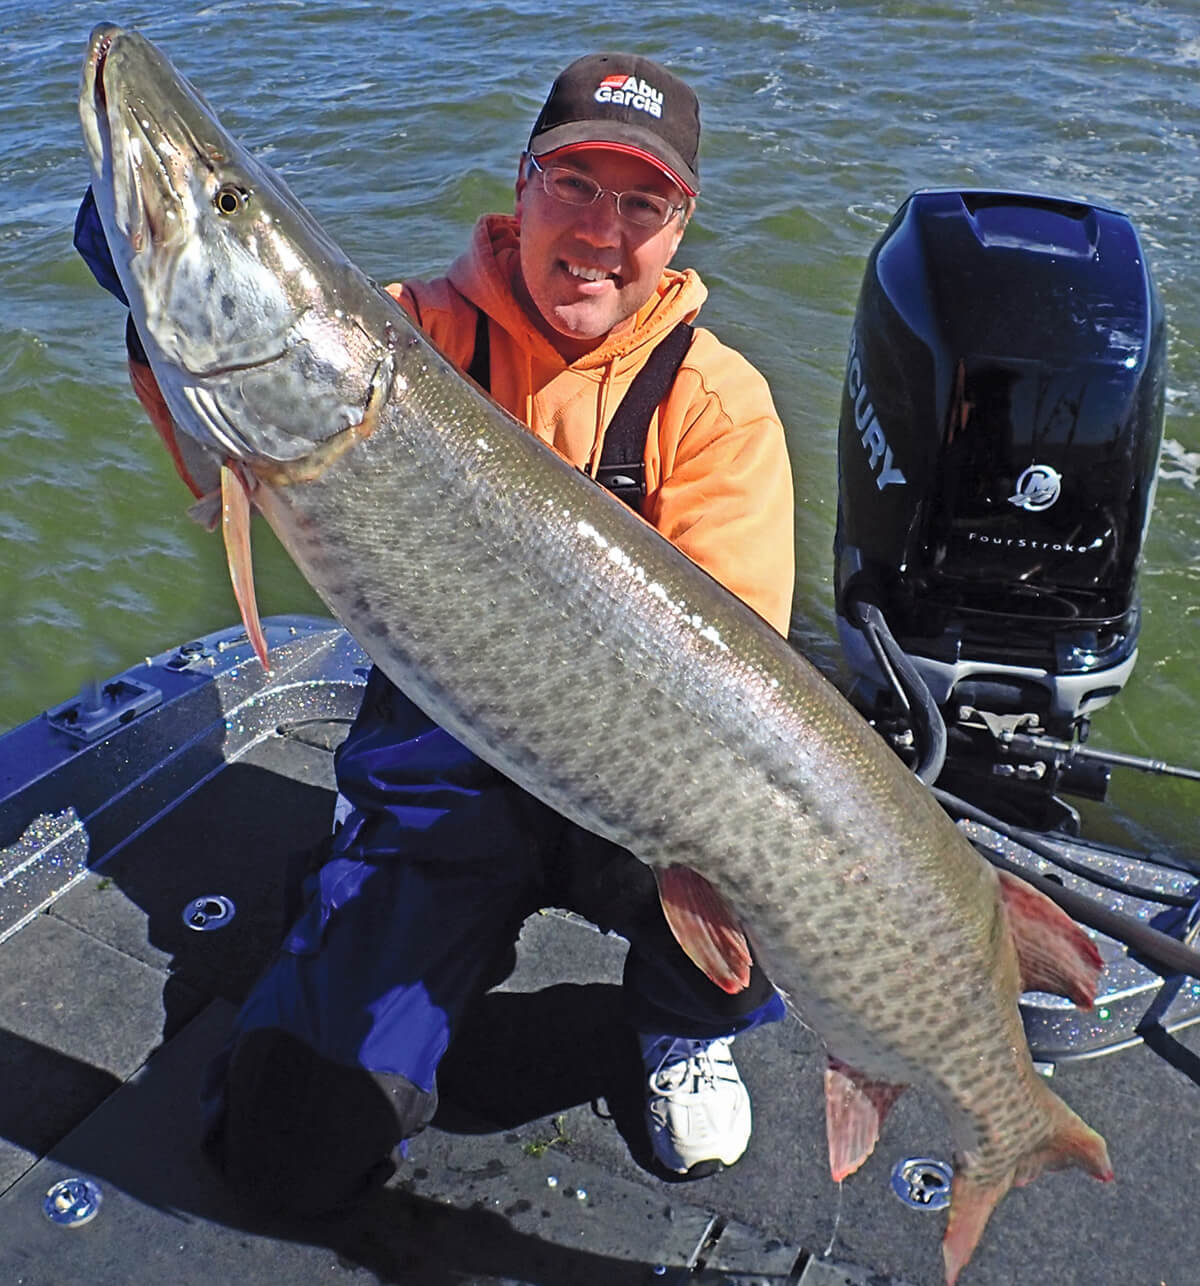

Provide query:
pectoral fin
left=654, top=864, right=752, bottom=995
left=997, top=868, right=1103, bottom=1007
left=823, top=1056, right=906, bottom=1182
left=220, top=463, right=270, bottom=671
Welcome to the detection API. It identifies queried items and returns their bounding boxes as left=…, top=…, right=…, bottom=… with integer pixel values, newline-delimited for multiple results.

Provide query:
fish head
left=79, top=24, right=394, bottom=468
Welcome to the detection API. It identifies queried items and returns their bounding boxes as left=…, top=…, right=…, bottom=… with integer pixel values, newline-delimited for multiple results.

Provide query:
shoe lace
left=647, top=1036, right=734, bottom=1096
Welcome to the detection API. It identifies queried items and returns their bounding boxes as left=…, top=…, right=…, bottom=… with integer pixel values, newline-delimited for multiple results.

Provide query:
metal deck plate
left=2, top=620, right=1197, bottom=1284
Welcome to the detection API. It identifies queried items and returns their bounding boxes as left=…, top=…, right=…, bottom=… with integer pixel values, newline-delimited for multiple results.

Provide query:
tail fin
left=942, top=1086, right=1112, bottom=1285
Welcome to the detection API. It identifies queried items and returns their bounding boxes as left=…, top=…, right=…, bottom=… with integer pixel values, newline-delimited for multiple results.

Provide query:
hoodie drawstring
left=523, top=348, right=532, bottom=429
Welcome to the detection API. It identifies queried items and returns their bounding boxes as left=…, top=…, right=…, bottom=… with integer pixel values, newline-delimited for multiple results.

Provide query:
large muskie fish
left=79, top=25, right=1112, bottom=1283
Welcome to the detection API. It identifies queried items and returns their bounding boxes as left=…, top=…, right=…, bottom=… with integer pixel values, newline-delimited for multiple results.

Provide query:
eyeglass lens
left=538, top=164, right=676, bottom=227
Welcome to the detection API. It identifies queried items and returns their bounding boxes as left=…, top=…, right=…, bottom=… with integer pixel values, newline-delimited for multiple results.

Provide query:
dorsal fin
left=997, top=868, right=1103, bottom=1007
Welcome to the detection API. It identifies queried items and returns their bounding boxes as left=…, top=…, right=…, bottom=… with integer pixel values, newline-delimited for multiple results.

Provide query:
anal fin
left=655, top=864, right=751, bottom=995
left=824, top=1056, right=906, bottom=1182
left=997, top=868, right=1103, bottom=1007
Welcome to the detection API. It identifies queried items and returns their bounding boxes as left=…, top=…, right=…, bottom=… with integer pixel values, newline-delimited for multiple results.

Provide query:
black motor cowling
left=835, top=190, right=1166, bottom=815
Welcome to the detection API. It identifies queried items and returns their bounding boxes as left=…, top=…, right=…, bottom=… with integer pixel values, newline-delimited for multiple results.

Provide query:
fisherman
left=76, top=52, right=795, bottom=1215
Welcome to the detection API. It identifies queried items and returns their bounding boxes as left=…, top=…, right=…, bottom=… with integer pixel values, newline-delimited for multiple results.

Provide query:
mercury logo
left=1009, top=464, right=1062, bottom=512
left=595, top=74, right=664, bottom=119
left=845, top=331, right=906, bottom=491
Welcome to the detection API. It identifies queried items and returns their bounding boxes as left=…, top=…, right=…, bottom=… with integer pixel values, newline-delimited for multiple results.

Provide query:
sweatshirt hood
left=446, top=214, right=706, bottom=375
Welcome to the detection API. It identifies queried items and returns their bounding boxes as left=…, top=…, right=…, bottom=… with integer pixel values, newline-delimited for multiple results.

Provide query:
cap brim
left=531, top=122, right=698, bottom=197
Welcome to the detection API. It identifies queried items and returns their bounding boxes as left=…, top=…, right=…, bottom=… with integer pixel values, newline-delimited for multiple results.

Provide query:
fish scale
left=78, top=23, right=1112, bottom=1283
left=257, top=292, right=1047, bottom=1152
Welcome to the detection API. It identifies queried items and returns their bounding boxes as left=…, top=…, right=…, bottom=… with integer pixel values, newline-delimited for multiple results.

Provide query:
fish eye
left=214, top=184, right=249, bottom=215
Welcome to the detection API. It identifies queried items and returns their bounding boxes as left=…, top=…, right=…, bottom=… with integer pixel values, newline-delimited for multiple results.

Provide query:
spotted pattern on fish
left=79, top=26, right=1111, bottom=1284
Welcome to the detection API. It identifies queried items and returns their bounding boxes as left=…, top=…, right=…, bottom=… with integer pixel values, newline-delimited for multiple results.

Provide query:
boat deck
left=2, top=619, right=1197, bottom=1285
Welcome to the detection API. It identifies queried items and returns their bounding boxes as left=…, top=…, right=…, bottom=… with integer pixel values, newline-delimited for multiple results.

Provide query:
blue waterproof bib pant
left=206, top=668, right=783, bottom=1214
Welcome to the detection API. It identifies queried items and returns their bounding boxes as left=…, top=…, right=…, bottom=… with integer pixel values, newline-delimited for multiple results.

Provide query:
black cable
left=931, top=787, right=1200, bottom=980
left=934, top=786, right=1199, bottom=906
left=849, top=598, right=948, bottom=786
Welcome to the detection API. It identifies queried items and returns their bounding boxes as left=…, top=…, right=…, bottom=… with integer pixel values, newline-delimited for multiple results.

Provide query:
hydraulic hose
left=841, top=596, right=1200, bottom=975
left=1007, top=731, right=1200, bottom=785
left=848, top=597, right=948, bottom=785
left=934, top=788, right=1197, bottom=905
left=934, top=786, right=1200, bottom=980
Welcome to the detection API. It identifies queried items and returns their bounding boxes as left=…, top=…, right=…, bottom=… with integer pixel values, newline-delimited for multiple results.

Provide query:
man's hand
left=74, top=188, right=212, bottom=501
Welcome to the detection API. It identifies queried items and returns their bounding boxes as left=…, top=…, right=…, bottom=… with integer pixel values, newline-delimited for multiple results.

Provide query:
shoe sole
left=657, top=1156, right=726, bottom=1181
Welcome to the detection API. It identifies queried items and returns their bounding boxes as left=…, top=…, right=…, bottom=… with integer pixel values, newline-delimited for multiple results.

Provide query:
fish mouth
left=77, top=25, right=351, bottom=470
left=81, top=25, right=210, bottom=267
left=79, top=26, right=116, bottom=189
left=91, top=26, right=113, bottom=116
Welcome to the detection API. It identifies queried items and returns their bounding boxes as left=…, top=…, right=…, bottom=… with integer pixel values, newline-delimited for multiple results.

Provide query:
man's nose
left=573, top=192, right=623, bottom=242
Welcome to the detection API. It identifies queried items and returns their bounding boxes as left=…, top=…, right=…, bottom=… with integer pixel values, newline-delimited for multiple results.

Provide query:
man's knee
left=205, top=1028, right=437, bottom=1217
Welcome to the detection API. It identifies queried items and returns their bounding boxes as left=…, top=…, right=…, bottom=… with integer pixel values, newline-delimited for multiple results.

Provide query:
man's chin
left=551, top=308, right=612, bottom=341
left=550, top=300, right=637, bottom=345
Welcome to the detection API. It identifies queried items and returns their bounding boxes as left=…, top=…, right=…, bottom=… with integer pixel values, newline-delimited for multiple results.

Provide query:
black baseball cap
left=527, top=53, right=701, bottom=197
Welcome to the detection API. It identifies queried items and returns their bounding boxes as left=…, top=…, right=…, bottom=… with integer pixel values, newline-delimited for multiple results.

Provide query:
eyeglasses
left=528, top=155, right=685, bottom=229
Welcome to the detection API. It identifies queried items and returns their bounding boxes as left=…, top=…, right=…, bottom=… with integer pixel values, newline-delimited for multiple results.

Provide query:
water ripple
left=1, top=0, right=1198, bottom=859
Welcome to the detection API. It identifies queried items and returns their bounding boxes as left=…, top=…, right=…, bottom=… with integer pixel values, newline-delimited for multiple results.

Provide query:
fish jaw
left=78, top=24, right=394, bottom=471
left=79, top=23, right=404, bottom=668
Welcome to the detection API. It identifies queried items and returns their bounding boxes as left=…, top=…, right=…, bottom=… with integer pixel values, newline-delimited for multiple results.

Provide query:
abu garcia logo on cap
left=595, top=73, right=664, bottom=119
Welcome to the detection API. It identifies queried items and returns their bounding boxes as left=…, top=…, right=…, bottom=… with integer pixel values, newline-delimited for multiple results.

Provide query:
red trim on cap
left=541, top=141, right=696, bottom=198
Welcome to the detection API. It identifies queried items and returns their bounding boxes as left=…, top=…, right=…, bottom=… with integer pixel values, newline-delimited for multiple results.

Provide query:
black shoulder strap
left=595, top=321, right=694, bottom=513
left=466, top=307, right=490, bottom=390
left=465, top=311, right=693, bottom=515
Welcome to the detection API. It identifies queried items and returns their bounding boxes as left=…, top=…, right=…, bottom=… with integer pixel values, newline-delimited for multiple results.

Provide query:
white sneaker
left=639, top=1033, right=751, bottom=1175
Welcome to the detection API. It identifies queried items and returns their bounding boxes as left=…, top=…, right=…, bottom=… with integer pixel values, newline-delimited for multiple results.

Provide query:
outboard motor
left=835, top=190, right=1166, bottom=829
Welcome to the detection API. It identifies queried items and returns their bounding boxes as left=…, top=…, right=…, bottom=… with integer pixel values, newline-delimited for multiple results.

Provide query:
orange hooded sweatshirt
left=387, top=214, right=795, bottom=635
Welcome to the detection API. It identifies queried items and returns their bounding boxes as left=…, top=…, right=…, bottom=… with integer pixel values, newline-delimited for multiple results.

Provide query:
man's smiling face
left=514, top=146, right=688, bottom=361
